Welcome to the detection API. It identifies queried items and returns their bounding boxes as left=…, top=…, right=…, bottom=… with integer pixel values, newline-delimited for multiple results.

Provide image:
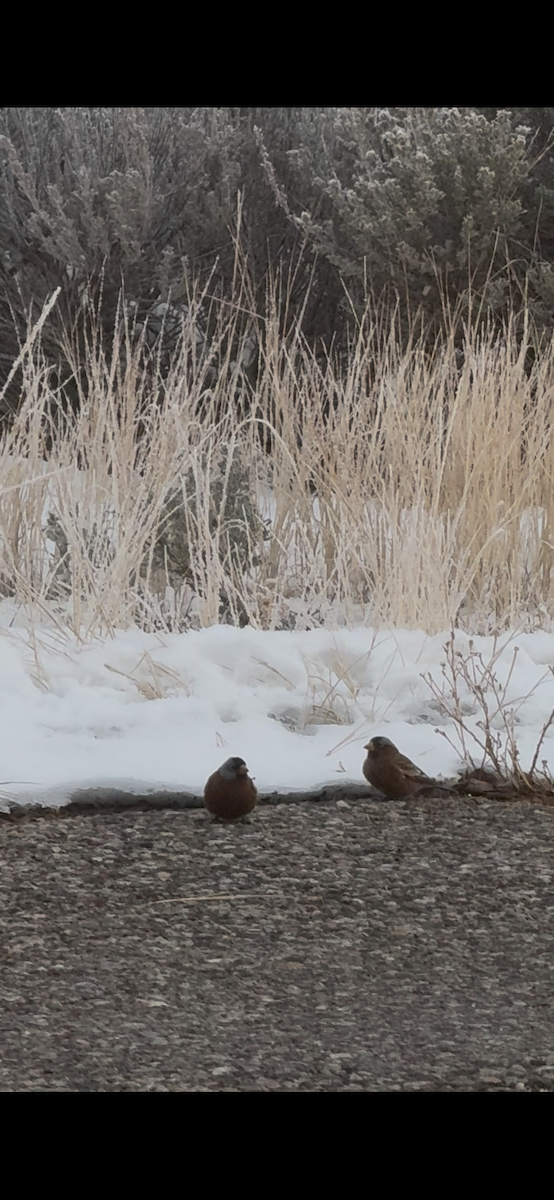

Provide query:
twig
left=528, top=708, right=554, bottom=781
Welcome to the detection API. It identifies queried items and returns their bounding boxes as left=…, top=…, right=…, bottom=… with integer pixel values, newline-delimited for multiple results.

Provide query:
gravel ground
left=2, top=793, right=554, bottom=1091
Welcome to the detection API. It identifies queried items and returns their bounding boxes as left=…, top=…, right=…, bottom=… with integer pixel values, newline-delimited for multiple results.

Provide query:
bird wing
left=395, top=752, right=433, bottom=782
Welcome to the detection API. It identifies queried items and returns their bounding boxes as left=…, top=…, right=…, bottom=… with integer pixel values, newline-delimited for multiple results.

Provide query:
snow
left=2, top=604, right=554, bottom=808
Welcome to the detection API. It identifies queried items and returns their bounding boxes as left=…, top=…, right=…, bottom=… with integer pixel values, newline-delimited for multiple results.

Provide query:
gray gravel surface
left=2, top=794, right=554, bottom=1091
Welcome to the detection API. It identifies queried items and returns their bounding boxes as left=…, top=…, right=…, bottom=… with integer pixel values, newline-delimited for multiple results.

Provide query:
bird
left=363, top=736, right=453, bottom=801
left=203, top=756, right=258, bottom=822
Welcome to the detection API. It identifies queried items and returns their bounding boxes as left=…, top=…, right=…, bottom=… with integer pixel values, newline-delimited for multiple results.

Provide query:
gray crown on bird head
left=219, top=757, right=248, bottom=779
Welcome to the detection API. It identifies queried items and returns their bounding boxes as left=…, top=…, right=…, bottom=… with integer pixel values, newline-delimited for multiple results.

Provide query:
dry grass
left=422, top=631, right=554, bottom=797
left=2, top=283, right=554, bottom=641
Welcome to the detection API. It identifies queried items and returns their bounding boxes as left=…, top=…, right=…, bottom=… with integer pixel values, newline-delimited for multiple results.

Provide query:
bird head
left=218, top=757, right=249, bottom=780
left=364, top=736, right=395, bottom=752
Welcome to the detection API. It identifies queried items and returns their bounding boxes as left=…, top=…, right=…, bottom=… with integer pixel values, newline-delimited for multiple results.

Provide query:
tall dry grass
left=1, top=282, right=554, bottom=640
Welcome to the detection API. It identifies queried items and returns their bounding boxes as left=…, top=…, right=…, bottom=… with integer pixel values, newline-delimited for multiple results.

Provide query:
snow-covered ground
left=2, top=601, right=554, bottom=809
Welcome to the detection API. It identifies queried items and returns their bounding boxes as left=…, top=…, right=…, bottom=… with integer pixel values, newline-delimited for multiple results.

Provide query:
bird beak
left=238, top=764, right=248, bottom=776
left=364, top=741, right=373, bottom=751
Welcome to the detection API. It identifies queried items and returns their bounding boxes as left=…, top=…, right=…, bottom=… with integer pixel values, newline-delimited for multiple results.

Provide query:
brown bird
left=203, top=756, right=258, bottom=822
left=363, top=736, right=453, bottom=801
